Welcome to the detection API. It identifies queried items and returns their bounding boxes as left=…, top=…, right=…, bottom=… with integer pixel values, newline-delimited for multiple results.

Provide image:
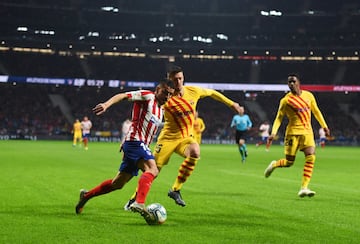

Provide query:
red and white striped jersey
left=124, top=90, right=164, bottom=146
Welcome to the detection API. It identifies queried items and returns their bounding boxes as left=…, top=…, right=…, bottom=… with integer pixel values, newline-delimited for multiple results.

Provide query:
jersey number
left=154, top=143, right=163, bottom=153
left=285, top=138, right=293, bottom=146
left=140, top=142, right=151, bottom=153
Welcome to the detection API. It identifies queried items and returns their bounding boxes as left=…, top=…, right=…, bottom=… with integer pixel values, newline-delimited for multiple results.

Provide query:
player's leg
left=264, top=137, right=270, bottom=151
left=76, top=171, right=132, bottom=214
left=235, top=131, right=247, bottom=162
left=129, top=158, right=158, bottom=224
left=79, top=135, right=83, bottom=146
left=124, top=191, right=137, bottom=210
left=74, top=133, right=81, bottom=146
left=320, top=138, right=326, bottom=148
left=256, top=136, right=264, bottom=147
left=133, top=151, right=159, bottom=205
left=298, top=135, right=316, bottom=197
left=238, top=145, right=244, bottom=158
left=168, top=138, right=200, bottom=207
left=124, top=140, right=175, bottom=210
left=77, top=141, right=141, bottom=214
left=264, top=135, right=297, bottom=177
left=83, top=134, right=89, bottom=150
left=234, top=131, right=243, bottom=158
left=298, top=152, right=316, bottom=197
left=239, top=138, right=248, bottom=162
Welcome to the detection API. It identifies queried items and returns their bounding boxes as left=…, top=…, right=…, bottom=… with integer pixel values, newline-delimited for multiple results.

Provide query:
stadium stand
left=0, top=0, right=359, bottom=144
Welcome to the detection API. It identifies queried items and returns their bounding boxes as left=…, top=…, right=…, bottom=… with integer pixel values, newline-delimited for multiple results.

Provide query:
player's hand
left=267, top=135, right=274, bottom=147
left=232, top=103, right=242, bottom=113
left=323, top=128, right=330, bottom=137
left=93, top=103, right=106, bottom=115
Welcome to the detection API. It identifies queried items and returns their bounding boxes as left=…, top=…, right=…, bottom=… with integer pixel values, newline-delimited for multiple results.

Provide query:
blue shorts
left=261, top=136, right=268, bottom=142
left=119, top=141, right=155, bottom=176
left=82, top=133, right=91, bottom=139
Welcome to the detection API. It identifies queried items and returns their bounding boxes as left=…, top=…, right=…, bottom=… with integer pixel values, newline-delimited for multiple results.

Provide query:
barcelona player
left=193, top=111, right=206, bottom=144
left=72, top=119, right=82, bottom=147
left=125, top=66, right=242, bottom=208
left=264, top=74, right=330, bottom=197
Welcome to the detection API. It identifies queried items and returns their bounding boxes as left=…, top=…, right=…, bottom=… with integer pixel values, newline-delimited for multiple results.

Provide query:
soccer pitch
left=0, top=140, right=359, bottom=243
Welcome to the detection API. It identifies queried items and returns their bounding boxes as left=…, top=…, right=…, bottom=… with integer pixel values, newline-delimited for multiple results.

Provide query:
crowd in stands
left=1, top=0, right=359, bottom=144
left=0, top=83, right=70, bottom=138
left=1, top=82, right=359, bottom=145
left=2, top=51, right=360, bottom=85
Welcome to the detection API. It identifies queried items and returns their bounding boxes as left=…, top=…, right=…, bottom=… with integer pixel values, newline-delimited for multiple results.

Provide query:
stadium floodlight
left=216, top=34, right=228, bottom=40
left=87, top=32, right=99, bottom=37
left=101, top=6, right=118, bottom=12
left=269, top=10, right=282, bottom=16
left=260, top=10, right=282, bottom=16
left=35, top=30, right=55, bottom=35
left=17, top=26, right=28, bottom=32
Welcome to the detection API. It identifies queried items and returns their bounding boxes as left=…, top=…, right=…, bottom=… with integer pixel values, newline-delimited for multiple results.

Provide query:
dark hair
left=158, top=78, right=175, bottom=89
left=167, top=65, right=183, bottom=79
left=288, top=73, right=300, bottom=80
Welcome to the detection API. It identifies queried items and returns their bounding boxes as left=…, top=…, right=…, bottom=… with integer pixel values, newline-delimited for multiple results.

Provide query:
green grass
left=0, top=140, right=359, bottom=243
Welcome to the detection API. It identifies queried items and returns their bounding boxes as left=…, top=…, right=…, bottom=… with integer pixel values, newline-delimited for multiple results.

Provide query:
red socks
left=84, top=179, right=113, bottom=199
left=136, top=172, right=155, bottom=204
left=83, top=172, right=155, bottom=204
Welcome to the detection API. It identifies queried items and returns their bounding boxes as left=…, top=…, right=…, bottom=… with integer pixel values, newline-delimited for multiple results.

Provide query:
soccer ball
left=146, top=203, right=167, bottom=225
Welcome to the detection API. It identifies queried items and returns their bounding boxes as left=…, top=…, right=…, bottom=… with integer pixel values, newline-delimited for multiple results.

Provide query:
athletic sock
left=242, top=144, right=248, bottom=157
left=129, top=188, right=138, bottom=200
left=172, top=157, right=198, bottom=191
left=84, top=179, right=113, bottom=199
left=301, top=154, right=315, bottom=189
left=239, top=147, right=244, bottom=158
left=271, top=158, right=295, bottom=169
left=136, top=172, right=155, bottom=204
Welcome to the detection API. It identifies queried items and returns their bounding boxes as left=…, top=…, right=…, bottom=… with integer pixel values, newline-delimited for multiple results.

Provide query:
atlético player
left=75, top=79, right=174, bottom=224
left=81, top=116, right=92, bottom=150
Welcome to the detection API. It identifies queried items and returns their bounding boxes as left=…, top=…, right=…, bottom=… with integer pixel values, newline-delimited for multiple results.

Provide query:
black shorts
left=235, top=130, right=247, bottom=143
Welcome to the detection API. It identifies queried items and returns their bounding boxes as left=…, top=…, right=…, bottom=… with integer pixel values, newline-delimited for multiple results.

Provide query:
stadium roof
left=1, top=0, right=360, bottom=54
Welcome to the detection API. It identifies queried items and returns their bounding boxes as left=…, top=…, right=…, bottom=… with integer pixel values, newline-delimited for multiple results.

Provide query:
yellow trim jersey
left=158, top=86, right=234, bottom=141
left=73, top=121, right=82, bottom=134
left=193, top=117, right=205, bottom=135
left=271, top=90, right=328, bottom=136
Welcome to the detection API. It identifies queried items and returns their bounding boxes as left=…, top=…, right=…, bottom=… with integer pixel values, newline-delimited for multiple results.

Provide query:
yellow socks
left=172, top=157, right=198, bottom=191
left=301, top=154, right=315, bottom=189
left=273, top=158, right=294, bottom=168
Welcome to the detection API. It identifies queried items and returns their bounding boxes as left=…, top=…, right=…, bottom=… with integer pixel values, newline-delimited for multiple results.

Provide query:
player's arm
left=247, top=115, right=252, bottom=130
left=230, top=116, right=237, bottom=128
left=268, top=98, right=285, bottom=143
left=93, top=93, right=128, bottom=115
left=310, top=94, right=330, bottom=136
left=196, top=119, right=206, bottom=132
left=200, top=119, right=205, bottom=132
left=202, top=88, right=242, bottom=112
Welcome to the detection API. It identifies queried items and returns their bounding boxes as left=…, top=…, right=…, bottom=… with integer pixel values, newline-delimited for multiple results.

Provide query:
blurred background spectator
left=0, top=0, right=359, bottom=144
